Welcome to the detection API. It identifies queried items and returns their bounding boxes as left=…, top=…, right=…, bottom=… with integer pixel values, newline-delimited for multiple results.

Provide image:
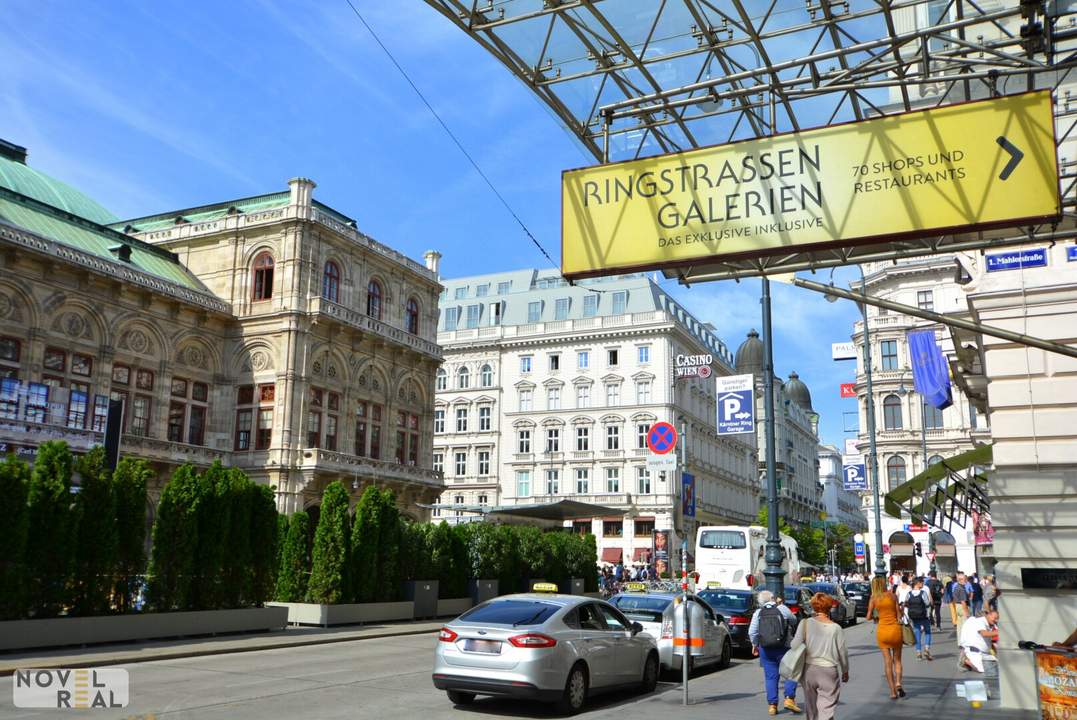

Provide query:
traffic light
left=915, top=542, right=923, bottom=557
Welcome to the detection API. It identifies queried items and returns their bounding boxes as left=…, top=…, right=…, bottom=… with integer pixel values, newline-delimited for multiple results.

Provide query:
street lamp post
left=899, top=372, right=937, bottom=575
left=761, top=277, right=785, bottom=598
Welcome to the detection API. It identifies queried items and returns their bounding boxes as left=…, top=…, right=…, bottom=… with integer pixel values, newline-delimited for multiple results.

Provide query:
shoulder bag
left=901, top=617, right=916, bottom=646
left=779, top=618, right=809, bottom=680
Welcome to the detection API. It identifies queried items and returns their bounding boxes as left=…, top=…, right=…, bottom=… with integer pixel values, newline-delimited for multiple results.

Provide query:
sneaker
left=916, top=652, right=922, bottom=660
left=784, top=698, right=802, bottom=714
left=769, top=705, right=778, bottom=716
left=925, top=649, right=933, bottom=661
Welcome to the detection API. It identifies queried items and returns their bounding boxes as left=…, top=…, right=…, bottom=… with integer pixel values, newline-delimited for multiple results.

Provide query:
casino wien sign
left=675, top=353, right=713, bottom=379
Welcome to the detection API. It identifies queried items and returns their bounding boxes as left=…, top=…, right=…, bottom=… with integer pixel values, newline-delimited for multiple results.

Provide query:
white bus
left=695, top=525, right=801, bottom=590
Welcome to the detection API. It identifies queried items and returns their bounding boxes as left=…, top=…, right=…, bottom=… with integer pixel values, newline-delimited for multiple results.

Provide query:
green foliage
left=275, top=511, right=310, bottom=602
left=25, top=441, right=74, bottom=617
left=0, top=454, right=30, bottom=619
left=248, top=484, right=279, bottom=607
left=148, top=464, right=204, bottom=611
left=756, top=508, right=857, bottom=572
left=191, top=462, right=230, bottom=610
left=375, top=491, right=402, bottom=602
left=350, top=486, right=380, bottom=603
left=70, top=448, right=117, bottom=616
left=220, top=468, right=254, bottom=608
left=306, top=481, right=351, bottom=604
left=516, top=526, right=550, bottom=583
left=112, top=457, right=150, bottom=613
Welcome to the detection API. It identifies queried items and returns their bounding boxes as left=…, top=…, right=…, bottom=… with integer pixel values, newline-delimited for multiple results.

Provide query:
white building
left=733, top=331, right=823, bottom=528
left=433, top=269, right=758, bottom=569
left=817, top=445, right=868, bottom=532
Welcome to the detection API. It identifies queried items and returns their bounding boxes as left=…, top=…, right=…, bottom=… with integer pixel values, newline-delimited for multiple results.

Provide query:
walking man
left=750, top=590, right=802, bottom=715
left=906, top=577, right=933, bottom=660
left=952, top=572, right=970, bottom=638
left=926, top=571, right=944, bottom=630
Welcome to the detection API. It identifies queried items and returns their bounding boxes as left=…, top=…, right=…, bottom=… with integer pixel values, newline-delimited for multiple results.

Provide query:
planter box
left=469, top=579, right=498, bottom=604
left=436, top=598, right=472, bottom=618
left=266, top=601, right=414, bottom=627
left=402, top=580, right=439, bottom=619
left=570, top=578, right=586, bottom=595
left=0, top=607, right=288, bottom=652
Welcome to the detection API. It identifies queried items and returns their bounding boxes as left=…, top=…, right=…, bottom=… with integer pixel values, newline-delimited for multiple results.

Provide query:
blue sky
left=1, top=0, right=863, bottom=448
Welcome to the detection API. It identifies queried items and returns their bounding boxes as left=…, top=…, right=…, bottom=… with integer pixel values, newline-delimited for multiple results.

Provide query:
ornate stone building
left=0, top=139, right=442, bottom=517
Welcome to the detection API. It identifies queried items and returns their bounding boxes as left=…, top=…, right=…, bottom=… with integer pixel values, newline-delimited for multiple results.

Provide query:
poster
left=972, top=510, right=995, bottom=546
left=1035, top=649, right=1077, bottom=719
left=653, top=530, right=670, bottom=578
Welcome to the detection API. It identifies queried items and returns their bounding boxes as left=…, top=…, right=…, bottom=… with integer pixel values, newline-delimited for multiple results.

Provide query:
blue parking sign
left=843, top=463, right=867, bottom=491
left=716, top=374, right=754, bottom=435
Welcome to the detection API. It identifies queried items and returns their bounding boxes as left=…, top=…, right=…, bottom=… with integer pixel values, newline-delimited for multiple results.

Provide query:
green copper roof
left=0, top=153, right=117, bottom=225
left=0, top=188, right=210, bottom=293
left=112, top=191, right=290, bottom=233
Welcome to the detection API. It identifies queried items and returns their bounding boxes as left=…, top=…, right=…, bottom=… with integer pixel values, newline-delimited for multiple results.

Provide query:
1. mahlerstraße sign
left=562, top=91, right=1059, bottom=279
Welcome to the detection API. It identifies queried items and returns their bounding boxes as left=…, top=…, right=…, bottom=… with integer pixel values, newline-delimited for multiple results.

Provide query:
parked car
left=782, top=585, right=815, bottom=621
left=432, top=586, right=660, bottom=715
left=804, top=582, right=858, bottom=626
left=609, top=586, right=733, bottom=675
left=843, top=582, right=871, bottom=617
left=697, top=588, right=759, bottom=655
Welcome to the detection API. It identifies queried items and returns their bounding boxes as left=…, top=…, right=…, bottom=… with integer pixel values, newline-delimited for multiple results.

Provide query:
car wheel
left=719, top=639, right=732, bottom=669
left=557, top=663, right=588, bottom=716
left=640, top=652, right=659, bottom=694
left=447, top=690, right=475, bottom=705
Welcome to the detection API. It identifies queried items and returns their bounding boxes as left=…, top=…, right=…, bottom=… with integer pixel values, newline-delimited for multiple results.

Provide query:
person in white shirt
left=959, top=608, right=999, bottom=672
left=895, top=575, right=912, bottom=605
left=904, top=577, right=933, bottom=660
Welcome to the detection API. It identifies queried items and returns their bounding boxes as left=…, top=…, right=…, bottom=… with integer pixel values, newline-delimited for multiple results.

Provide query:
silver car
left=609, top=589, right=733, bottom=674
left=432, top=591, right=660, bottom=714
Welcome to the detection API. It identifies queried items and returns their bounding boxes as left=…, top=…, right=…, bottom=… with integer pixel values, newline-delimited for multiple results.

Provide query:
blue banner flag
left=908, top=329, right=953, bottom=410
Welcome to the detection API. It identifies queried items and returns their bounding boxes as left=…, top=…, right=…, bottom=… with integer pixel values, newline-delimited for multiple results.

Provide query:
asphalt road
left=0, top=620, right=1030, bottom=720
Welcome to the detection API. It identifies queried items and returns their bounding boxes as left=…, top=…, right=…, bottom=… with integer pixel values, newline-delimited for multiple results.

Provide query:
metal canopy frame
left=424, top=0, right=1077, bottom=280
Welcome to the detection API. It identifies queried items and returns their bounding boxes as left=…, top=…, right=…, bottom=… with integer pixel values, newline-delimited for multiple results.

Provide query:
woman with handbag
left=866, top=575, right=905, bottom=699
left=787, top=592, right=849, bottom=720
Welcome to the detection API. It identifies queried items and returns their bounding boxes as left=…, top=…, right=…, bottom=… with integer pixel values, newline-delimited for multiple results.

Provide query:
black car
left=804, top=582, right=858, bottom=626
left=843, top=582, right=871, bottom=617
left=782, top=585, right=815, bottom=621
left=698, top=588, right=758, bottom=654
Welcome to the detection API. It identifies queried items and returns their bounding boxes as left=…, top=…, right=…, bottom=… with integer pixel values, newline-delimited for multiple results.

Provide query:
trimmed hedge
left=0, top=454, right=30, bottom=619
left=306, top=481, right=351, bottom=604
left=275, top=511, right=310, bottom=602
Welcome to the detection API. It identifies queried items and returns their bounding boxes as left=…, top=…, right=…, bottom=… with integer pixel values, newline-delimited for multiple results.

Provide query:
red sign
left=840, top=383, right=856, bottom=398
left=907, top=524, right=930, bottom=533
left=927, top=551, right=937, bottom=561
left=646, top=422, right=678, bottom=455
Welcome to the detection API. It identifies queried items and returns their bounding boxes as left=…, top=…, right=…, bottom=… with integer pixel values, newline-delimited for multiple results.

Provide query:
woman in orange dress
left=866, top=576, right=905, bottom=699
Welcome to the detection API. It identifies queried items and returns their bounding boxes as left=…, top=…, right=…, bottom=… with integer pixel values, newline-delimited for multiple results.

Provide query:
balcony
left=122, top=434, right=229, bottom=466
left=298, top=448, right=442, bottom=490
left=308, top=296, right=441, bottom=360
left=570, top=450, right=594, bottom=461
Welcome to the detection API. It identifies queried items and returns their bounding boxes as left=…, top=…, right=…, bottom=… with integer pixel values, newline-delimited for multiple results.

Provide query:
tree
left=306, top=481, right=351, bottom=604
left=25, top=441, right=74, bottom=617
left=275, top=511, right=310, bottom=602
left=70, top=448, right=117, bottom=616
left=375, top=490, right=401, bottom=601
left=112, top=457, right=150, bottom=613
left=148, top=464, right=204, bottom=611
left=350, top=485, right=381, bottom=603
left=0, top=454, right=30, bottom=619
left=191, top=462, right=230, bottom=610
left=219, top=468, right=253, bottom=608
left=248, top=484, right=279, bottom=605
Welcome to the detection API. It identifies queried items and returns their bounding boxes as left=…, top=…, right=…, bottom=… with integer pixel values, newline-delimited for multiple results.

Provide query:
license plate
left=463, top=639, right=502, bottom=654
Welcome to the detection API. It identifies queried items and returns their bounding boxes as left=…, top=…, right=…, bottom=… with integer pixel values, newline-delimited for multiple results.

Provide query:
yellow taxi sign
left=562, top=91, right=1059, bottom=279
left=706, top=581, right=723, bottom=589
left=531, top=583, right=559, bottom=593
left=624, top=582, right=648, bottom=593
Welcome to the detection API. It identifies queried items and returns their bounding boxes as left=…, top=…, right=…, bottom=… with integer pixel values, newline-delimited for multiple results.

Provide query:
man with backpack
left=749, top=590, right=802, bottom=715
left=926, top=571, right=944, bottom=630
left=906, top=577, right=933, bottom=660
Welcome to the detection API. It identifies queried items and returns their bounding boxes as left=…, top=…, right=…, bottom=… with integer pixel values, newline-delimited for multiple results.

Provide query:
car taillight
left=728, top=615, right=750, bottom=626
left=746, top=575, right=755, bottom=587
left=661, top=620, right=674, bottom=639
left=787, top=605, right=800, bottom=615
left=438, top=627, right=458, bottom=643
left=508, top=633, right=557, bottom=648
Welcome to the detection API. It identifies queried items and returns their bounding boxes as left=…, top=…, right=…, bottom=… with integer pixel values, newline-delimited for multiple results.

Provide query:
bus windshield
left=698, top=530, right=747, bottom=549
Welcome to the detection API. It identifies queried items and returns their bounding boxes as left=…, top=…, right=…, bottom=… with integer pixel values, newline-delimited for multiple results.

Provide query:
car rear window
left=610, top=595, right=670, bottom=623
left=807, top=584, right=837, bottom=594
left=698, top=530, right=747, bottom=549
left=699, top=591, right=751, bottom=611
left=458, top=600, right=560, bottom=626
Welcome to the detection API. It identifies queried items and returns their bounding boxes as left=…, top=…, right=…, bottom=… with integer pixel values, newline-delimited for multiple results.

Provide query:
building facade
left=433, top=269, right=758, bottom=568
left=817, top=445, right=868, bottom=533
left=734, top=331, right=824, bottom=528
left=0, top=139, right=442, bottom=518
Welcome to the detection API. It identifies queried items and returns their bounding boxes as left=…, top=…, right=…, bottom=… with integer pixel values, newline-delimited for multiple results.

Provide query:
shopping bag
left=902, top=622, right=916, bottom=647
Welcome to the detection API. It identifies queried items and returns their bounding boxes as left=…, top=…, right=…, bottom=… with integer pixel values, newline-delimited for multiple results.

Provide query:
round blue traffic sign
left=647, top=422, right=678, bottom=455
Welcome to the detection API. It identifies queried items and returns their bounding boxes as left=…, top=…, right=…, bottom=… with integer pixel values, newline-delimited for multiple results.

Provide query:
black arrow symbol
left=997, top=136, right=1024, bottom=180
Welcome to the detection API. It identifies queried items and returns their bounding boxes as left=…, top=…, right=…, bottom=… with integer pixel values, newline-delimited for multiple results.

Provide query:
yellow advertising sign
left=562, top=91, right=1059, bottom=278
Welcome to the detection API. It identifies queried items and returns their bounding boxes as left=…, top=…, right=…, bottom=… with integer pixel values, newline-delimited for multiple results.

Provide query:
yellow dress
left=875, top=593, right=903, bottom=649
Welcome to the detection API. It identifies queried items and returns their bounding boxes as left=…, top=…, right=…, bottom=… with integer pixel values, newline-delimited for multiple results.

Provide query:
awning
left=884, top=444, right=992, bottom=532
left=633, top=548, right=653, bottom=563
left=602, top=548, right=624, bottom=563
left=419, top=499, right=624, bottom=528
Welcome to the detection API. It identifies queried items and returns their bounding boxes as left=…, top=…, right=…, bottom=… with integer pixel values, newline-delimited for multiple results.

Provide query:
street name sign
left=562, top=91, right=1059, bottom=279
left=716, top=374, right=754, bottom=435
left=986, top=247, right=1048, bottom=271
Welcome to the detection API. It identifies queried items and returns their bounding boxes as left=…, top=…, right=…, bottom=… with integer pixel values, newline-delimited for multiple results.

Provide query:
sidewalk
left=0, top=618, right=444, bottom=675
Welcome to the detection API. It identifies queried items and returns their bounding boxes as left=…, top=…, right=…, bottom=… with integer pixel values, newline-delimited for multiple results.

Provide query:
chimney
left=287, top=177, right=316, bottom=208
left=423, top=250, right=442, bottom=277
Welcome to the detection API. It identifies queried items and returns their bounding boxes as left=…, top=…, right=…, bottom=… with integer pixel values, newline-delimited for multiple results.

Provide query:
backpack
left=907, top=590, right=928, bottom=619
left=757, top=605, right=788, bottom=648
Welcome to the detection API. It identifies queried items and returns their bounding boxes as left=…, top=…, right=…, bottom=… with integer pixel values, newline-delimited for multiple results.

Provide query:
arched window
left=405, top=298, right=419, bottom=334
left=480, top=364, right=493, bottom=388
left=928, top=454, right=944, bottom=467
left=457, top=366, right=470, bottom=390
left=436, top=368, right=447, bottom=391
left=322, top=261, right=340, bottom=302
left=883, top=394, right=903, bottom=430
left=367, top=280, right=383, bottom=320
left=252, top=252, right=274, bottom=301
left=886, top=456, right=907, bottom=491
